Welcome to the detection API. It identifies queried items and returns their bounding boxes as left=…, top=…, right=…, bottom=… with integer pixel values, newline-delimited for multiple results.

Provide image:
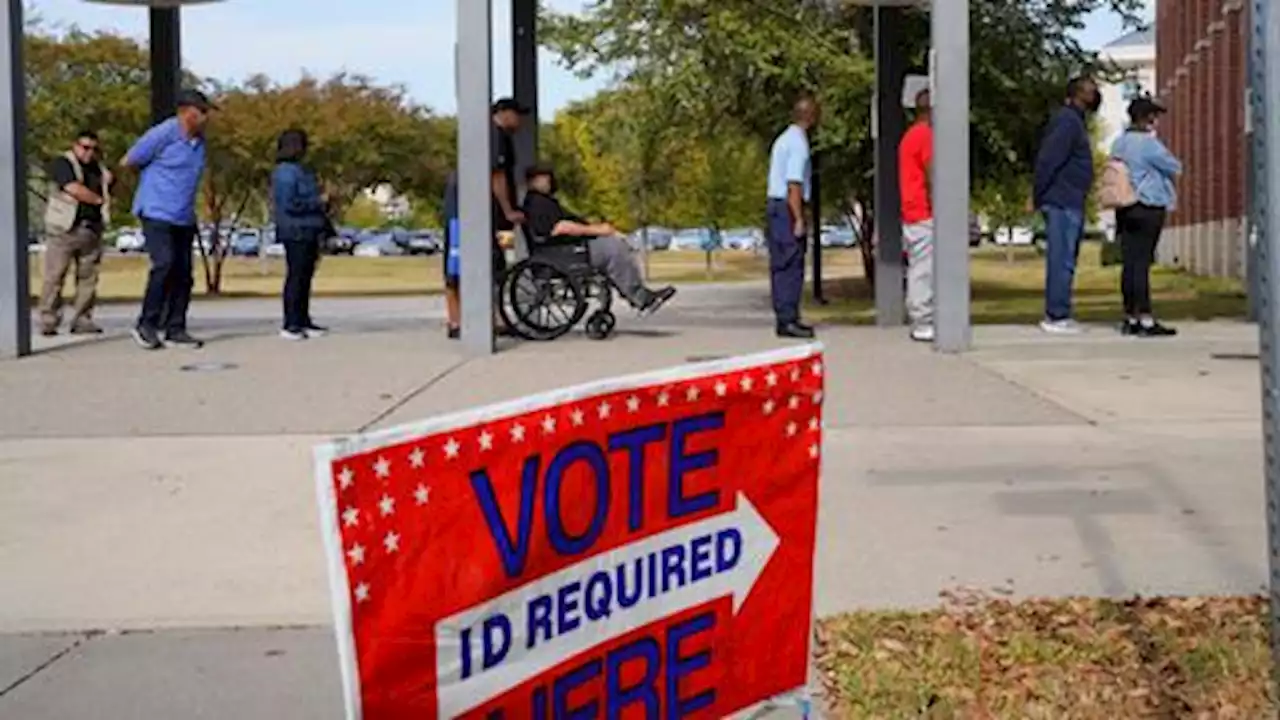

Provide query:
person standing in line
left=121, top=89, right=214, bottom=350
left=1033, top=76, right=1102, bottom=335
left=272, top=129, right=330, bottom=341
left=899, top=89, right=935, bottom=343
left=1110, top=97, right=1181, bottom=337
left=765, top=95, right=819, bottom=340
left=441, top=170, right=462, bottom=339
left=38, top=130, right=111, bottom=337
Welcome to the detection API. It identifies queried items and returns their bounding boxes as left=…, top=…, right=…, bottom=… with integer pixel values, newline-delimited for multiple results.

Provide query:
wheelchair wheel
left=585, top=310, right=616, bottom=341
left=502, top=259, right=587, bottom=341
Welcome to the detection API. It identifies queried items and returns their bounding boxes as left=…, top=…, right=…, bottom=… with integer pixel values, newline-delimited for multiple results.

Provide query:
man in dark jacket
left=1034, top=76, right=1101, bottom=334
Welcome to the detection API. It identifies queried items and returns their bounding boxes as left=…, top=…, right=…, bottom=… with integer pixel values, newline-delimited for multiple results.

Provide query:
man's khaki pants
left=38, top=224, right=103, bottom=332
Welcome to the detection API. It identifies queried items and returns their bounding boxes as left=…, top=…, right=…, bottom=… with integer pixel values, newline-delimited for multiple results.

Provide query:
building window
left=1122, top=75, right=1143, bottom=101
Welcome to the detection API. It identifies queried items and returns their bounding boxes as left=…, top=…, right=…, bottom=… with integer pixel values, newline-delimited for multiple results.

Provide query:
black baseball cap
left=492, top=97, right=531, bottom=115
left=526, top=164, right=555, bottom=181
left=1127, top=96, right=1167, bottom=121
left=177, top=89, right=217, bottom=112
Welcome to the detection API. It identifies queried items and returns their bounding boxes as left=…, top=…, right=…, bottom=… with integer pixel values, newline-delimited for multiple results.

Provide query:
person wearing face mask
left=1033, top=76, right=1102, bottom=335
left=1109, top=96, right=1181, bottom=337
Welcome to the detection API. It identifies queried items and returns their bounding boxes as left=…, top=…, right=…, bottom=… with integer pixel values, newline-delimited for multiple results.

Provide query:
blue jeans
left=1042, top=205, right=1084, bottom=321
left=137, top=218, right=195, bottom=333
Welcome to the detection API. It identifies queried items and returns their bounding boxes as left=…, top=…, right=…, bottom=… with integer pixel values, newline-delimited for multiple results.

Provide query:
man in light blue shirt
left=121, top=89, right=213, bottom=350
left=765, top=95, right=818, bottom=339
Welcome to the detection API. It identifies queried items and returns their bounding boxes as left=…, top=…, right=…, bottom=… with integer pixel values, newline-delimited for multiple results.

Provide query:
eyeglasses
left=77, top=143, right=99, bottom=152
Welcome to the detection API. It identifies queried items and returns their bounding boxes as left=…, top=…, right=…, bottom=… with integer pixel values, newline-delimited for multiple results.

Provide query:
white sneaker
left=910, top=325, right=935, bottom=342
left=1039, top=318, right=1083, bottom=335
left=280, top=328, right=308, bottom=341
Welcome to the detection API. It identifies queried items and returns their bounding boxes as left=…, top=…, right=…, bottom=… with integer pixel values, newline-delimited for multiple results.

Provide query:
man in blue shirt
left=1034, top=76, right=1101, bottom=335
left=766, top=95, right=819, bottom=339
left=121, top=89, right=214, bottom=350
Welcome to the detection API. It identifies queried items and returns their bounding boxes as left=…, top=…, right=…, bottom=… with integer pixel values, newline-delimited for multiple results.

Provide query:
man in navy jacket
left=1034, top=76, right=1101, bottom=334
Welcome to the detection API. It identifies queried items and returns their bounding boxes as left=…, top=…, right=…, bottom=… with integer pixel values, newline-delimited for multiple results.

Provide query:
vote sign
left=315, top=345, right=824, bottom=719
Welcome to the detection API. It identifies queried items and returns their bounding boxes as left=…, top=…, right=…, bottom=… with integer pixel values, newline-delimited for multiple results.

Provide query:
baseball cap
left=1127, top=96, right=1167, bottom=121
left=525, top=164, right=555, bottom=180
left=492, top=97, right=531, bottom=115
left=176, top=89, right=217, bottom=112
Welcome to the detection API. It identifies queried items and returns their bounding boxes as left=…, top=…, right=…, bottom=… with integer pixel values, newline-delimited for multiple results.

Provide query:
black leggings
left=1116, top=203, right=1166, bottom=317
left=283, top=239, right=320, bottom=330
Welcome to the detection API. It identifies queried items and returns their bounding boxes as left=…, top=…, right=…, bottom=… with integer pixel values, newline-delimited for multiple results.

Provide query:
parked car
left=229, top=229, right=262, bottom=256
left=263, top=242, right=287, bottom=258
left=627, top=226, right=673, bottom=252
left=325, top=227, right=358, bottom=255
left=406, top=230, right=440, bottom=255
left=354, top=233, right=406, bottom=257
left=722, top=227, right=764, bottom=251
left=671, top=227, right=720, bottom=252
left=820, top=226, right=857, bottom=248
left=116, top=228, right=145, bottom=253
left=993, top=226, right=1035, bottom=246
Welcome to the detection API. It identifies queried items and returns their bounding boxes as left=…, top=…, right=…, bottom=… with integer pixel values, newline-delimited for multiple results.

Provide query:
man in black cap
left=121, top=89, right=216, bottom=350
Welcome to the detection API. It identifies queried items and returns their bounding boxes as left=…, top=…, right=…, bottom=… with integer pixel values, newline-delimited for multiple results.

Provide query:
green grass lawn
left=818, top=594, right=1275, bottom=718
left=808, top=245, right=1248, bottom=325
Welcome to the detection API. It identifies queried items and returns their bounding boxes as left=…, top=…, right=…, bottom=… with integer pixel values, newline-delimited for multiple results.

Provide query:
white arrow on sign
left=433, top=492, right=780, bottom=718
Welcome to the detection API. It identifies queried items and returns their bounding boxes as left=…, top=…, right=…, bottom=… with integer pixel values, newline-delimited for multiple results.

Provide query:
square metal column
left=873, top=6, right=905, bottom=327
left=512, top=0, right=539, bottom=178
left=931, top=0, right=971, bottom=352
left=149, top=7, right=181, bottom=124
left=0, top=0, right=28, bottom=360
left=457, top=0, right=495, bottom=355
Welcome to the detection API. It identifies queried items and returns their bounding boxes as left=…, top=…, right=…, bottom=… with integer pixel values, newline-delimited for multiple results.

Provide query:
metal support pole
left=811, top=153, right=826, bottom=303
left=149, top=7, right=181, bottom=124
left=931, top=0, right=971, bottom=352
left=1250, top=0, right=1280, bottom=695
left=512, top=0, right=539, bottom=259
left=458, top=0, right=495, bottom=355
left=873, top=6, right=905, bottom=327
left=0, top=0, right=27, bottom=359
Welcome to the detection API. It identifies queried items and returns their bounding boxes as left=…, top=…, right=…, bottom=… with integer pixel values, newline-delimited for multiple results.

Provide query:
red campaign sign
left=314, top=344, right=824, bottom=719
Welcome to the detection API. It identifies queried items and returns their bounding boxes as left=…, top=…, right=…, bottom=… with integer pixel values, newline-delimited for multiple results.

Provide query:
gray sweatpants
left=589, top=235, right=645, bottom=305
left=903, top=219, right=934, bottom=327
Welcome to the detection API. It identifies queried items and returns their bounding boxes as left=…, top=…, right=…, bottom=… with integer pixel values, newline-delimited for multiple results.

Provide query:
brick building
left=1155, top=0, right=1250, bottom=278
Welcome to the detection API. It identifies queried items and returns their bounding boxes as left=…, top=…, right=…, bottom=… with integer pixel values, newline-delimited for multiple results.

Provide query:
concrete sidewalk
left=0, top=294, right=1267, bottom=716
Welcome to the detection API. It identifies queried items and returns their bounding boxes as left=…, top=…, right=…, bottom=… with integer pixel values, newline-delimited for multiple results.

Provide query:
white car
left=264, top=242, right=286, bottom=258
left=116, top=230, right=145, bottom=253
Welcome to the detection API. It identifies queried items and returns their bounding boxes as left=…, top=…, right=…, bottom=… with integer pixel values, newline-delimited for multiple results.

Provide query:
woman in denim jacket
left=272, top=129, right=329, bottom=340
left=1110, top=97, right=1182, bottom=337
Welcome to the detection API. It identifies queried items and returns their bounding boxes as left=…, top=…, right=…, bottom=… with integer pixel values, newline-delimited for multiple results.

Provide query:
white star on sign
left=374, top=456, right=391, bottom=479
left=812, top=391, right=824, bottom=405
left=686, top=386, right=701, bottom=401
left=809, top=443, right=820, bottom=459
left=789, top=395, right=801, bottom=411
left=714, top=381, right=728, bottom=397
left=384, top=531, right=400, bottom=554
left=414, top=484, right=431, bottom=506
left=542, top=414, right=557, bottom=434
left=342, top=507, right=360, bottom=528
left=511, top=423, right=527, bottom=443
left=626, top=395, right=641, bottom=413
left=809, top=417, right=820, bottom=432
left=338, top=466, right=355, bottom=490
left=812, top=360, right=824, bottom=377
left=657, top=391, right=670, bottom=407
left=347, top=543, right=366, bottom=566
left=443, top=437, right=461, bottom=460
left=740, top=376, right=754, bottom=392
left=354, top=583, right=370, bottom=603
left=763, top=399, right=776, bottom=415
left=478, top=430, right=494, bottom=451
left=408, top=447, right=425, bottom=469
left=598, top=401, right=612, bottom=419
left=379, top=494, right=395, bottom=517
left=570, top=409, right=585, bottom=426
left=786, top=421, right=799, bottom=437
left=766, top=371, right=779, bottom=387
left=790, top=367, right=801, bottom=382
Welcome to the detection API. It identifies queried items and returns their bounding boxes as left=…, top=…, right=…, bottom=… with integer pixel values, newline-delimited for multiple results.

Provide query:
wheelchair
left=499, top=238, right=619, bottom=341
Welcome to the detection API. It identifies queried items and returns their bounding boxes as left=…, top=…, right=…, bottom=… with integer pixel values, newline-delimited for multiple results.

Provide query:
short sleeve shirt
left=491, top=123, right=517, bottom=231
left=767, top=124, right=811, bottom=202
left=522, top=191, right=584, bottom=245
left=898, top=122, right=934, bottom=224
left=50, top=156, right=104, bottom=227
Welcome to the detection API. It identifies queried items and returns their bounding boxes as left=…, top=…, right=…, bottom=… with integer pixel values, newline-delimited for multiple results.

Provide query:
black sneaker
left=639, top=286, right=678, bottom=315
left=1120, top=319, right=1141, bottom=336
left=163, top=330, right=205, bottom=349
left=446, top=325, right=460, bottom=340
left=1137, top=321, right=1177, bottom=338
left=776, top=322, right=816, bottom=340
left=131, top=325, right=163, bottom=350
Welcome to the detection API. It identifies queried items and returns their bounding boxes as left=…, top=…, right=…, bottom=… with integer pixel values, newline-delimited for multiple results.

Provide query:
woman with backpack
left=272, top=129, right=330, bottom=340
left=1107, top=96, right=1182, bottom=337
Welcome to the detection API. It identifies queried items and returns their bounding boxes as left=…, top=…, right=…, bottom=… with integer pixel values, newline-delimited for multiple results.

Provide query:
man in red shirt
left=899, top=89, right=934, bottom=342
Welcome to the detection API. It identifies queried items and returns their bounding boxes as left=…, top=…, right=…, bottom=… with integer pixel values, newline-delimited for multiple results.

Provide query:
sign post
left=315, top=346, right=824, bottom=718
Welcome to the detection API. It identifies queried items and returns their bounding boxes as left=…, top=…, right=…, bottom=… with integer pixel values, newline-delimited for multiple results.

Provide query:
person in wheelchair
left=522, top=165, right=677, bottom=314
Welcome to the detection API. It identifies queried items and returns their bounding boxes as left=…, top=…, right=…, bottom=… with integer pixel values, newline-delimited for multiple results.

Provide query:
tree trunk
left=849, top=198, right=877, bottom=294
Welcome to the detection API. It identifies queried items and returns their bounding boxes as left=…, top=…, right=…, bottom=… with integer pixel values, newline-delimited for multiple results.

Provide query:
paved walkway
left=0, top=290, right=1267, bottom=717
